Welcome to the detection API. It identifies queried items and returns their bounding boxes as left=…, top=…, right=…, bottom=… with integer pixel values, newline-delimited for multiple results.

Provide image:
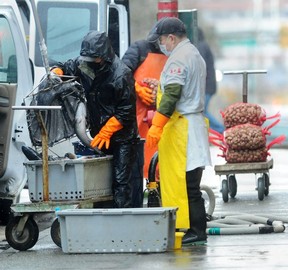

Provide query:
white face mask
left=159, top=44, right=171, bottom=56
left=158, top=35, right=172, bottom=56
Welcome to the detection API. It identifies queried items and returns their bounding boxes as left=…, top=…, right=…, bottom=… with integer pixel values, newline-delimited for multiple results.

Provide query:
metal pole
left=243, top=72, right=248, bottom=103
left=29, top=0, right=50, bottom=76
left=223, top=70, right=267, bottom=103
left=12, top=105, right=62, bottom=202
left=12, top=106, right=62, bottom=110
left=36, top=112, right=49, bottom=201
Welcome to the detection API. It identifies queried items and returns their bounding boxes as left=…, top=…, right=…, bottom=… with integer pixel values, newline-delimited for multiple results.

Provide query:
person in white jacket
left=146, top=17, right=211, bottom=246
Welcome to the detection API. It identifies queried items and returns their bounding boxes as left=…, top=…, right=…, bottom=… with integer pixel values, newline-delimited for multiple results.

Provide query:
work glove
left=146, top=112, right=169, bottom=148
left=90, top=116, right=123, bottom=150
left=135, top=81, right=154, bottom=106
left=51, top=67, right=64, bottom=76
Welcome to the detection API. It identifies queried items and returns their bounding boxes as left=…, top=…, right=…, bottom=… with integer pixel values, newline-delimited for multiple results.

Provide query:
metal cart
left=215, top=158, right=273, bottom=202
left=5, top=105, right=113, bottom=251
left=4, top=0, right=114, bottom=251
left=6, top=196, right=113, bottom=251
left=214, top=70, right=274, bottom=202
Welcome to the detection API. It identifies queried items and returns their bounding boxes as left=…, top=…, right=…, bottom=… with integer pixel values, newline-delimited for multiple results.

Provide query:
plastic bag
left=26, top=76, right=85, bottom=146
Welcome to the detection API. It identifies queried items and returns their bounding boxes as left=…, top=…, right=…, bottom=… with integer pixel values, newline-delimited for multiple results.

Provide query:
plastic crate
left=57, top=207, right=178, bottom=253
left=24, top=156, right=113, bottom=202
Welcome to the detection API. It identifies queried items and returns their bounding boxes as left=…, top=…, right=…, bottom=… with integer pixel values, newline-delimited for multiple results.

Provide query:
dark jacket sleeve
left=55, top=58, right=81, bottom=77
left=110, top=59, right=138, bottom=142
left=112, top=64, right=136, bottom=124
left=122, top=40, right=160, bottom=73
left=197, top=41, right=217, bottom=95
left=122, top=41, right=143, bottom=72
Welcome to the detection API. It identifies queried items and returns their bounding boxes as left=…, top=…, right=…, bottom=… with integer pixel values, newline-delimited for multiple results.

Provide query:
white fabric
left=185, top=112, right=211, bottom=171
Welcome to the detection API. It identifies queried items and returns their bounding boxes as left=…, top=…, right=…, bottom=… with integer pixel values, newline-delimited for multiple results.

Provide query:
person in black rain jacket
left=52, top=30, right=138, bottom=208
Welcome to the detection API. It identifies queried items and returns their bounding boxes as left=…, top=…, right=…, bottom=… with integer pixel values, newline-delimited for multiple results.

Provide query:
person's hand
left=146, top=112, right=169, bottom=148
left=51, top=67, right=64, bottom=76
left=146, top=125, right=163, bottom=148
left=135, top=81, right=154, bottom=105
left=90, top=116, right=123, bottom=150
left=91, top=133, right=110, bottom=150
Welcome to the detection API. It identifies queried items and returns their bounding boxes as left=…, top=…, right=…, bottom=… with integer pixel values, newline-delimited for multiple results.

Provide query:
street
left=0, top=146, right=288, bottom=270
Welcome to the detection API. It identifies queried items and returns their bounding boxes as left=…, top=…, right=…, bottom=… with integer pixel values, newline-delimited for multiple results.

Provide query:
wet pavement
left=0, top=146, right=288, bottom=269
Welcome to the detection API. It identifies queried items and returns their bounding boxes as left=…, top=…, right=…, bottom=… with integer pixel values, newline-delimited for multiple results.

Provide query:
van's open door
left=0, top=16, right=17, bottom=178
left=108, top=1, right=130, bottom=58
left=0, top=0, right=33, bottom=223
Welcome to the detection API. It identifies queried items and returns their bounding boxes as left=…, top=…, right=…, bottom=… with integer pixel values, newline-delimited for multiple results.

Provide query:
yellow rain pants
left=157, top=90, right=189, bottom=229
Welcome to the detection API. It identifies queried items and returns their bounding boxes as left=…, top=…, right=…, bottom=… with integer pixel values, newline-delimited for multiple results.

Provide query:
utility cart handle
left=223, top=70, right=267, bottom=103
left=13, top=105, right=61, bottom=202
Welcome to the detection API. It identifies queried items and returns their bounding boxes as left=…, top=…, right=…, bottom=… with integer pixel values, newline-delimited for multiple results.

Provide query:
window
left=35, top=2, right=98, bottom=66
left=0, top=17, right=17, bottom=83
left=108, top=7, right=120, bottom=56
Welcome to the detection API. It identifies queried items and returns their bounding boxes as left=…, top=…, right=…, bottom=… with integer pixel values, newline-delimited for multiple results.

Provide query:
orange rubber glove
left=146, top=112, right=169, bottom=148
left=90, top=116, right=123, bottom=150
left=51, top=67, right=64, bottom=76
left=135, top=81, right=154, bottom=106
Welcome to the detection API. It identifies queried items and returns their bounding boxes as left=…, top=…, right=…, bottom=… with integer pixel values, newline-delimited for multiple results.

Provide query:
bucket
left=174, top=232, right=184, bottom=249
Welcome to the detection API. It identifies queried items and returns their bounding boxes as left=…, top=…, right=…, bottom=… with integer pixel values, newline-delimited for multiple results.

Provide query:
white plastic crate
left=57, top=207, right=178, bottom=253
left=24, top=156, right=113, bottom=202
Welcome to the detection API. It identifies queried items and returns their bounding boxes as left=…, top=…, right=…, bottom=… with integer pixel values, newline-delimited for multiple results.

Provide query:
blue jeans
left=204, top=93, right=225, bottom=134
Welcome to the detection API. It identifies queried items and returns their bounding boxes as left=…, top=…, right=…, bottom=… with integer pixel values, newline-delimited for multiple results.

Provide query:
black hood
left=80, top=31, right=115, bottom=63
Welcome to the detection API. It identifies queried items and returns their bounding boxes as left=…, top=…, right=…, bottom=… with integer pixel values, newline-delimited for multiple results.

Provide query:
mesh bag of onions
left=210, top=138, right=286, bottom=163
left=224, top=124, right=268, bottom=150
left=209, top=125, right=286, bottom=163
left=225, top=147, right=268, bottom=163
left=221, top=102, right=267, bottom=128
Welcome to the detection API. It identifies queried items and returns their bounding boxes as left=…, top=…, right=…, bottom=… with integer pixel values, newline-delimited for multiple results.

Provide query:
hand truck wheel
left=221, top=179, right=229, bottom=202
left=228, top=175, right=237, bottom=198
left=264, top=173, right=270, bottom=196
left=257, top=177, right=265, bottom=201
